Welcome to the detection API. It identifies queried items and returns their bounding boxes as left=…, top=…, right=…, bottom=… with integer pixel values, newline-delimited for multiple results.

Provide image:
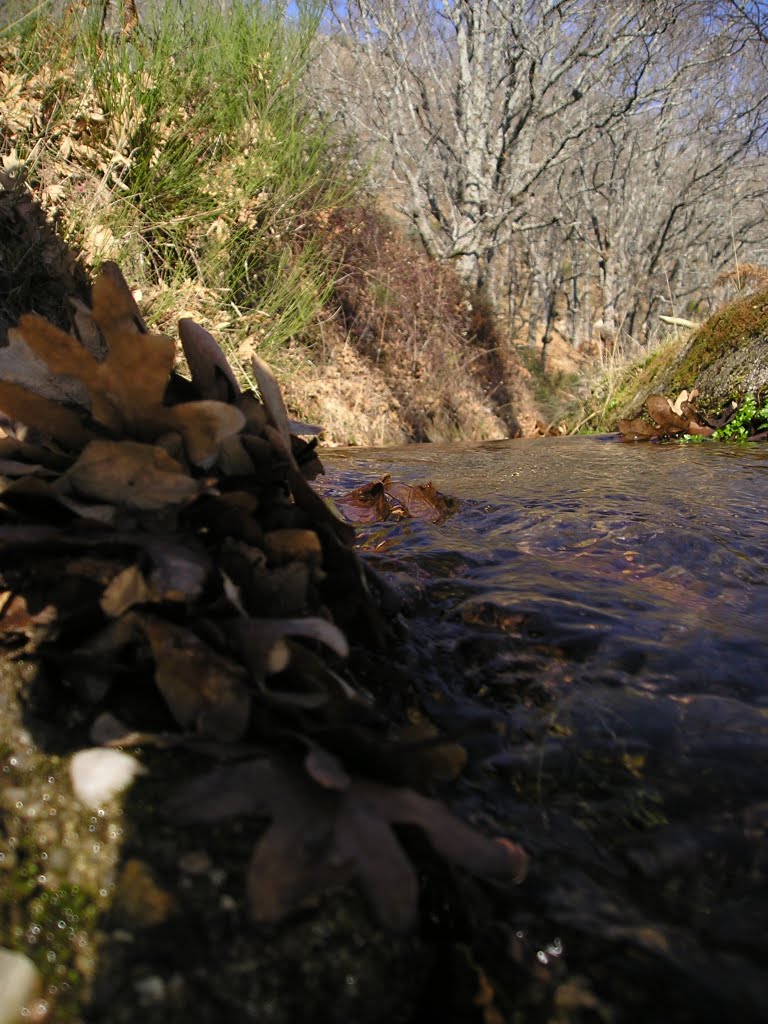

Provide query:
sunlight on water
left=323, top=436, right=768, bottom=700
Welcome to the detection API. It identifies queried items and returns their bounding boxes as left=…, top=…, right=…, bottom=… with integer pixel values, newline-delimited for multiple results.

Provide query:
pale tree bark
left=321, top=0, right=697, bottom=293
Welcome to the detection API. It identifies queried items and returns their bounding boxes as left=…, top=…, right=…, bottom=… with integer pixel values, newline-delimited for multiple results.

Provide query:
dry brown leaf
left=90, top=261, right=148, bottom=335
left=138, top=614, right=251, bottom=742
left=263, top=528, right=322, bottom=567
left=0, top=378, right=95, bottom=449
left=62, top=439, right=203, bottom=510
left=159, top=399, right=245, bottom=469
left=8, top=310, right=175, bottom=435
left=646, top=395, right=689, bottom=434
left=178, top=318, right=240, bottom=402
left=100, top=564, right=151, bottom=617
left=252, top=353, right=292, bottom=448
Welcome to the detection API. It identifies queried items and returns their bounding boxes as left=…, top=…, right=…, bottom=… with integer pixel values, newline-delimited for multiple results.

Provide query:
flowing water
left=321, top=436, right=768, bottom=1023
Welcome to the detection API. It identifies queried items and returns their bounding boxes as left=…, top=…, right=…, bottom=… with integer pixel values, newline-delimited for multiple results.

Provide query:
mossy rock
left=587, top=288, right=768, bottom=430
left=666, top=288, right=768, bottom=412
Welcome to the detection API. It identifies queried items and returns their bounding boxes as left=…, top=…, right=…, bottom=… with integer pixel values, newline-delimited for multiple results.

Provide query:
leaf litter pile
left=0, top=263, right=527, bottom=932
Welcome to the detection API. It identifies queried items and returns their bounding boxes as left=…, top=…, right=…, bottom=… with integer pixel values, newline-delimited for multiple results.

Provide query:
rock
left=587, top=286, right=768, bottom=428
left=0, top=948, right=42, bottom=1024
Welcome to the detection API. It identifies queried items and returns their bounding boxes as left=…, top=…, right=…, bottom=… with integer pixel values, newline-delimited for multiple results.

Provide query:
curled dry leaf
left=168, top=756, right=528, bottom=932
left=178, top=318, right=240, bottom=403
left=163, top=399, right=246, bottom=469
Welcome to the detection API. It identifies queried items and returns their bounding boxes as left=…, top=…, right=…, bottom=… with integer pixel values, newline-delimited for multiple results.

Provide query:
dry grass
left=1, top=6, right=537, bottom=446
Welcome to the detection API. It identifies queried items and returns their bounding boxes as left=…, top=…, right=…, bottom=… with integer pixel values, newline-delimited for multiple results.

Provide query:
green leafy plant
left=712, top=393, right=768, bottom=440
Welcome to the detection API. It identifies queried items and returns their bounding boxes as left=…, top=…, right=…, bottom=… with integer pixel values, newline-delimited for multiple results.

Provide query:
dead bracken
left=0, top=262, right=527, bottom=931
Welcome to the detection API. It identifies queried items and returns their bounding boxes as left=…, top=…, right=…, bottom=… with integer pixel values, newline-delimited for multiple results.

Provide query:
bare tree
left=321, top=1, right=718, bottom=292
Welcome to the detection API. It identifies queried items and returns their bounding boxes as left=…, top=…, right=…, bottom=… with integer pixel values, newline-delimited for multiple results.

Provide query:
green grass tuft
left=1, top=0, right=351, bottom=376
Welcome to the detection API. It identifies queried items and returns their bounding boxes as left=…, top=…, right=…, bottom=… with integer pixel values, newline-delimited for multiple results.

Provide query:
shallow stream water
left=321, top=436, right=768, bottom=1023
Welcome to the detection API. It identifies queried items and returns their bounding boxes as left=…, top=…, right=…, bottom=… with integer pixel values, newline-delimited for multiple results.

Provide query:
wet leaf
left=385, top=479, right=459, bottom=523
left=336, top=476, right=460, bottom=524
left=336, top=478, right=392, bottom=524
left=168, top=756, right=528, bottom=931
left=618, top=416, right=664, bottom=441
left=646, top=395, right=690, bottom=434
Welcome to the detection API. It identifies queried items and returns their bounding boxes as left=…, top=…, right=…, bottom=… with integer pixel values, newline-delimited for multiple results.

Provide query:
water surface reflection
left=321, top=436, right=768, bottom=1023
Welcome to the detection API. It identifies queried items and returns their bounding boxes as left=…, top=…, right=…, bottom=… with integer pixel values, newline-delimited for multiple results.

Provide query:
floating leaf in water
left=386, top=479, right=459, bottom=523
left=336, top=478, right=392, bottom=524
left=337, top=476, right=460, bottom=524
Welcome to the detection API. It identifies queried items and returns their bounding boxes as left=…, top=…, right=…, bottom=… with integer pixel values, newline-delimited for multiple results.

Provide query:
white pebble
left=0, top=947, right=41, bottom=1024
left=69, top=748, right=145, bottom=809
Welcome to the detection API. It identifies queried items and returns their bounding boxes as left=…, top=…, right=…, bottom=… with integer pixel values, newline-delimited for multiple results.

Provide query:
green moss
left=672, top=287, right=768, bottom=387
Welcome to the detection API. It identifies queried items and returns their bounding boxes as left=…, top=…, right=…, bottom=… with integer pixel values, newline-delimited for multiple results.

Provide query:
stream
left=321, top=435, right=768, bottom=1023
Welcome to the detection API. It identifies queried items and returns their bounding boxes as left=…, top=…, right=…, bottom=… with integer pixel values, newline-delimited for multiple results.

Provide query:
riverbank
left=0, top=6, right=538, bottom=447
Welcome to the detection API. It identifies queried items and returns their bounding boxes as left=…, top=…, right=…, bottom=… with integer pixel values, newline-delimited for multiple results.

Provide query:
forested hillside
left=314, top=0, right=768, bottom=361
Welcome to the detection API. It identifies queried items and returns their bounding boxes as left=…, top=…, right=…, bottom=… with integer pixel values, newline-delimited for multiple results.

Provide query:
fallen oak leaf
left=158, top=399, right=246, bottom=469
left=178, top=318, right=240, bottom=403
left=0, top=457, right=56, bottom=478
left=0, top=378, right=95, bottom=450
left=60, top=439, right=203, bottom=510
left=646, top=394, right=689, bottom=434
left=336, top=478, right=392, bottom=524
left=617, top=416, right=663, bottom=441
left=137, top=614, right=251, bottom=742
left=385, top=479, right=459, bottom=524
left=9, top=312, right=176, bottom=435
left=0, top=439, right=72, bottom=473
left=0, top=321, right=93, bottom=408
left=252, top=352, right=292, bottom=450
left=336, top=477, right=460, bottom=525
left=98, top=537, right=210, bottom=616
left=89, top=261, right=148, bottom=335
left=231, top=615, right=349, bottom=708
left=167, top=756, right=528, bottom=931
left=682, top=419, right=713, bottom=437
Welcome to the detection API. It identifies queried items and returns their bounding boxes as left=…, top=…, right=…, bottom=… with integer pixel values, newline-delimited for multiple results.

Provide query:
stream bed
left=321, top=435, right=768, bottom=1023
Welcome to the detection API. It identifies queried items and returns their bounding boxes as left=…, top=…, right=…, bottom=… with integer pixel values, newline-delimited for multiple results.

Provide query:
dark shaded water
left=322, top=436, right=768, bottom=1023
